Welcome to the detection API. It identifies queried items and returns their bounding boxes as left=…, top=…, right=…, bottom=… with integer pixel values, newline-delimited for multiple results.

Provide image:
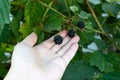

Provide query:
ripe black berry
left=77, top=21, right=85, bottom=28
left=54, top=35, right=63, bottom=45
left=68, top=29, right=75, bottom=38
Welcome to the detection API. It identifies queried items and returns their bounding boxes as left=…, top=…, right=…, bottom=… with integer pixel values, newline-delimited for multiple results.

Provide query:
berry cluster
left=53, top=21, right=85, bottom=45
left=54, top=29, right=75, bottom=45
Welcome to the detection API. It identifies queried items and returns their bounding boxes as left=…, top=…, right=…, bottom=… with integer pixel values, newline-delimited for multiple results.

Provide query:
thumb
left=22, top=32, right=37, bottom=47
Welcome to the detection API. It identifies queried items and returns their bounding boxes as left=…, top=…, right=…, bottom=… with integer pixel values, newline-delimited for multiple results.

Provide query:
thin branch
left=101, top=17, right=107, bottom=27
left=63, top=0, right=71, bottom=16
left=85, top=27, right=104, bottom=34
left=37, top=1, right=66, bottom=18
left=41, top=1, right=53, bottom=22
left=85, top=0, right=106, bottom=34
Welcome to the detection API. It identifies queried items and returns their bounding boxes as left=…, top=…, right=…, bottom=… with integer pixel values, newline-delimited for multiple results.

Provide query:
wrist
left=4, top=66, right=46, bottom=80
left=4, top=67, right=25, bottom=80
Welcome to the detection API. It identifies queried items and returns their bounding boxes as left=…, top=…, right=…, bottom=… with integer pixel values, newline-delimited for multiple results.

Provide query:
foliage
left=0, top=0, right=120, bottom=79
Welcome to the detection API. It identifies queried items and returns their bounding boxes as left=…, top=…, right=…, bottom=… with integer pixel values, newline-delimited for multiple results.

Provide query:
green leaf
left=17, top=0, right=27, bottom=3
left=88, top=0, right=101, bottom=5
left=78, top=31, right=89, bottom=47
left=62, top=60, right=97, bottom=80
left=90, top=52, right=114, bottom=72
left=85, top=21, right=93, bottom=29
left=34, top=27, right=44, bottom=44
left=105, top=52, right=120, bottom=71
left=0, top=49, right=5, bottom=62
left=0, top=0, right=10, bottom=34
left=44, top=12, right=63, bottom=31
left=77, top=30, right=94, bottom=48
left=0, top=64, right=7, bottom=77
left=78, top=11, right=90, bottom=19
left=106, top=0, right=120, bottom=2
left=0, top=24, right=11, bottom=43
left=100, top=72, right=120, bottom=80
left=53, top=0, right=68, bottom=14
left=70, top=5, right=79, bottom=12
left=102, top=2, right=120, bottom=16
left=0, top=10, right=4, bottom=32
left=25, top=0, right=44, bottom=27
left=94, top=39, right=107, bottom=50
left=19, top=23, right=33, bottom=38
left=6, top=44, right=14, bottom=52
left=0, top=0, right=10, bottom=23
left=11, top=10, right=23, bottom=38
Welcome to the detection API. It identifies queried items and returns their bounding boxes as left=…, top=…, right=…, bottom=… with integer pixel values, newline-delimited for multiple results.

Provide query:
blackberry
left=54, top=35, right=63, bottom=45
left=77, top=21, right=85, bottom=28
left=68, top=29, right=75, bottom=38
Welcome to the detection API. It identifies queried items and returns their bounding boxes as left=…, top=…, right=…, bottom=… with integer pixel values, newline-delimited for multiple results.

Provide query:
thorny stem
left=85, top=0, right=106, bottom=35
left=85, top=0, right=120, bottom=51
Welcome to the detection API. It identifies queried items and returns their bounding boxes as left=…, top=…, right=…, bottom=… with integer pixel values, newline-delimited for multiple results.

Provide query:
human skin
left=4, top=30, right=80, bottom=80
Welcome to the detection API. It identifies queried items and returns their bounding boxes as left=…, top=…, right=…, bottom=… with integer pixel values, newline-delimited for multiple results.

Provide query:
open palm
left=4, top=30, right=79, bottom=80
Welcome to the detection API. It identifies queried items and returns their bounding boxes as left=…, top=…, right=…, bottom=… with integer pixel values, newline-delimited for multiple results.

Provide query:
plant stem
left=37, top=1, right=66, bottom=18
left=101, top=17, right=107, bottom=27
left=63, top=0, right=71, bottom=16
left=85, top=27, right=104, bottom=34
left=41, top=1, right=53, bottom=22
left=11, top=1, right=24, bottom=8
left=85, top=0, right=106, bottom=34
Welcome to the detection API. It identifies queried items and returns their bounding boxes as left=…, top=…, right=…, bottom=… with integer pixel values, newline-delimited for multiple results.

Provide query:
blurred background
left=0, top=0, right=120, bottom=80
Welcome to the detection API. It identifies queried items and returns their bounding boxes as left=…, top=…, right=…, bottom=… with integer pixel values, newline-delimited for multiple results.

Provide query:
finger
left=37, top=30, right=67, bottom=49
left=62, top=43, right=79, bottom=65
left=50, top=36, right=70, bottom=53
left=22, top=32, right=37, bottom=47
left=57, top=35, right=79, bottom=56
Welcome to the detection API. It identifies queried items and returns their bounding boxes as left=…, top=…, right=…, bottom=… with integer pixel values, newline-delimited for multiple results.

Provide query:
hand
left=4, top=30, right=80, bottom=80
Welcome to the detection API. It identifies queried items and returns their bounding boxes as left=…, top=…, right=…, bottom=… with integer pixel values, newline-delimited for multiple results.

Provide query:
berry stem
left=37, top=0, right=66, bottom=18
